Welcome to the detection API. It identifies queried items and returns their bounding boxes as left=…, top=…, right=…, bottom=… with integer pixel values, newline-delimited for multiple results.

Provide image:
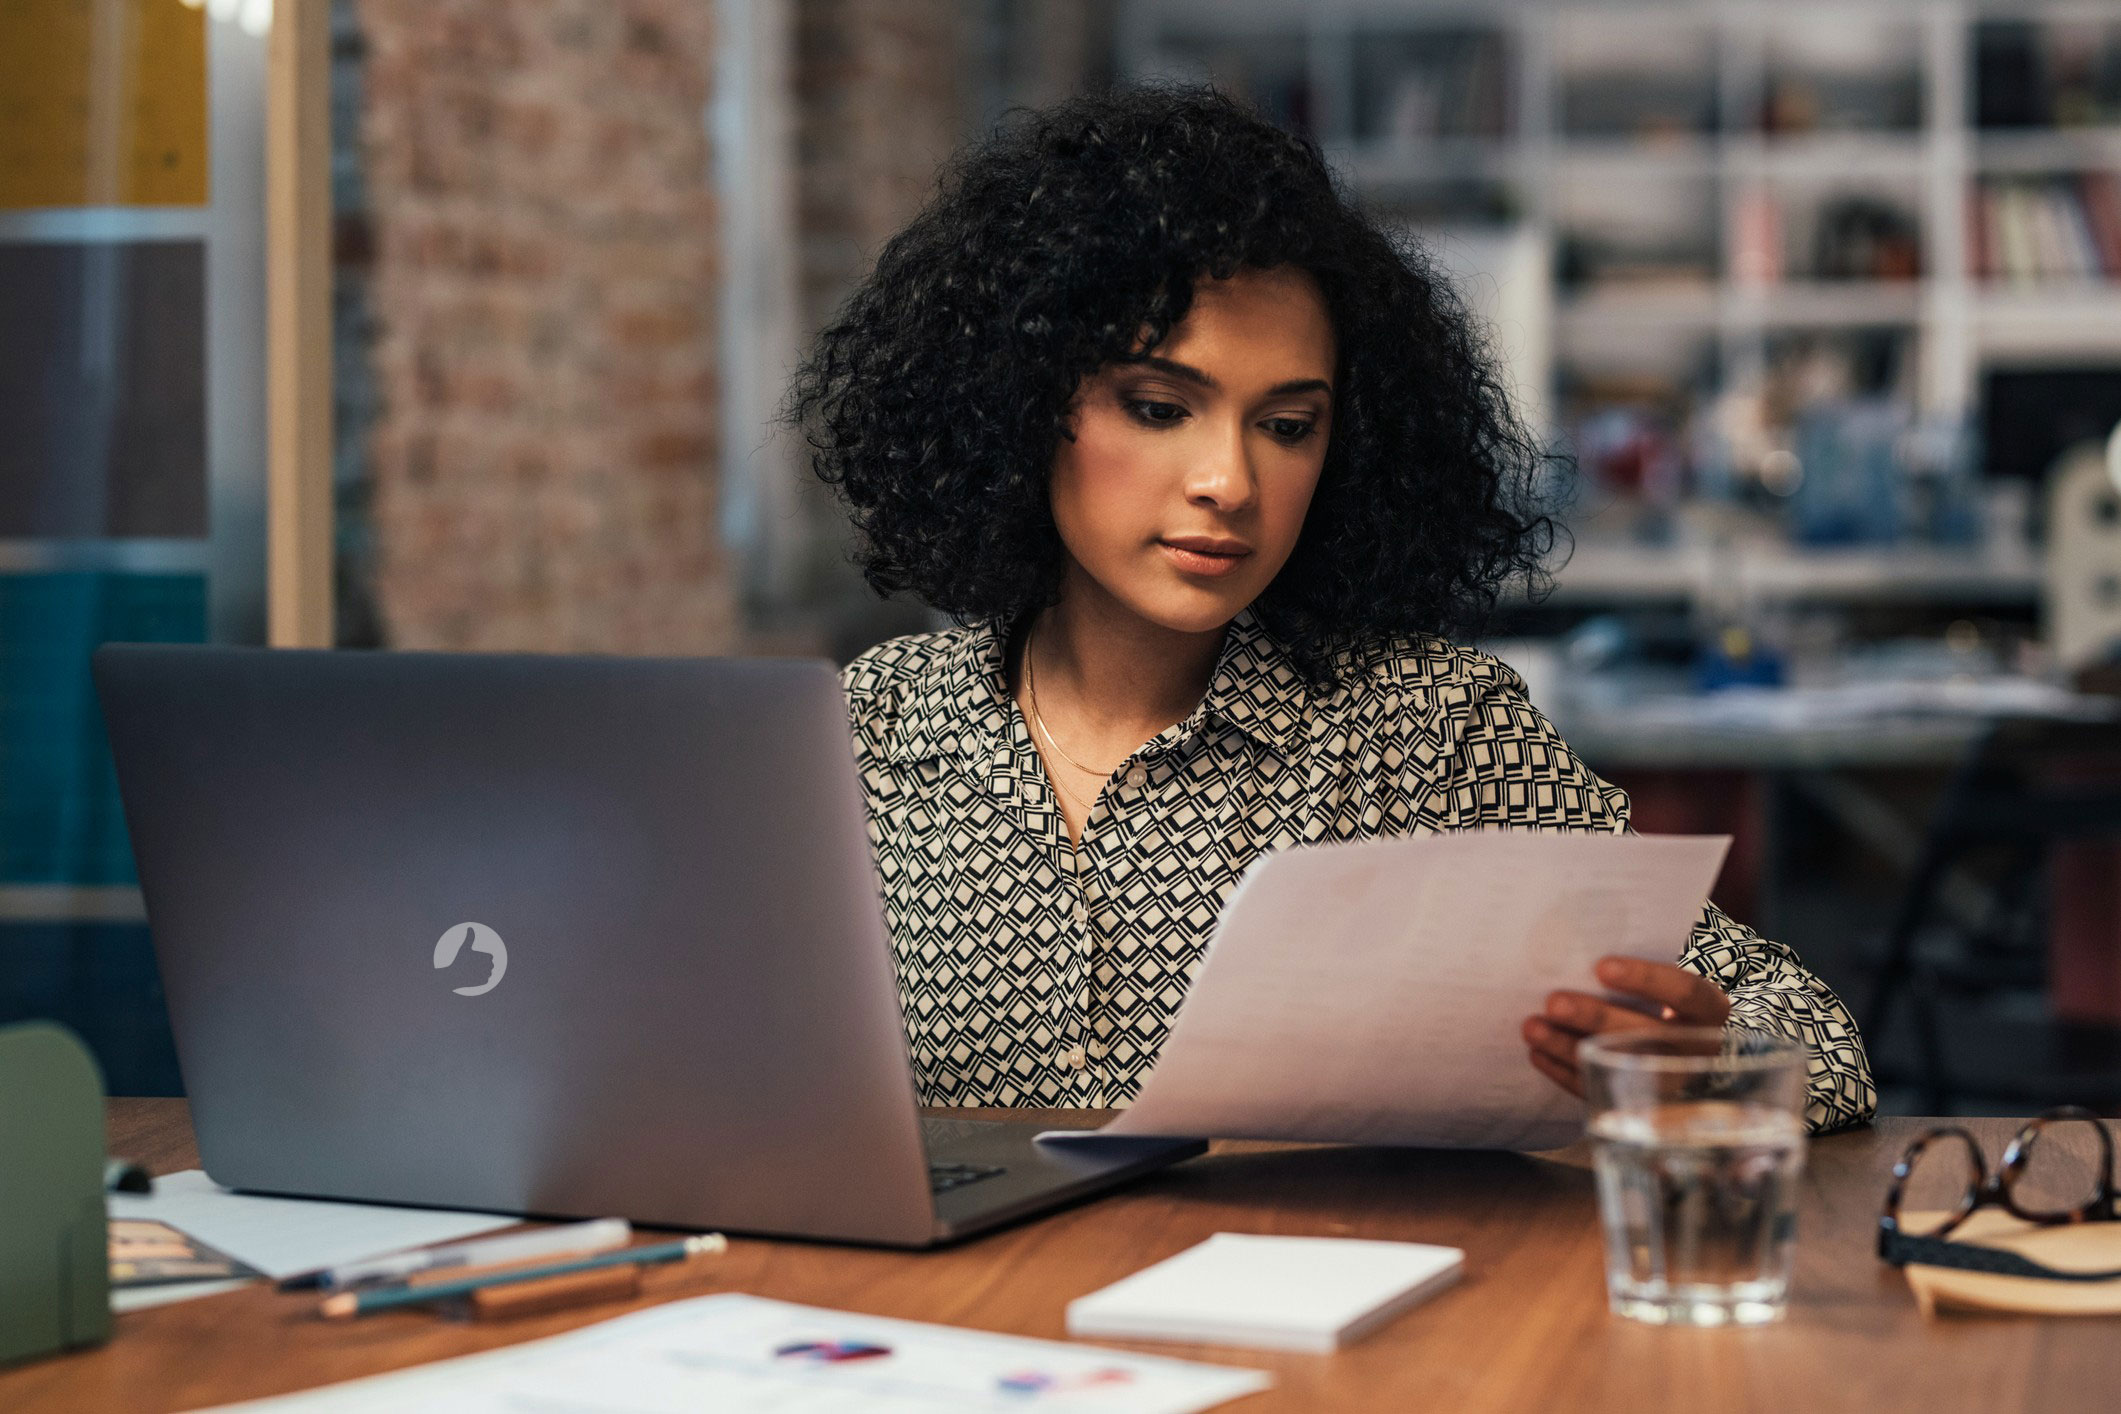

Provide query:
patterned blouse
left=841, top=608, right=1877, bottom=1133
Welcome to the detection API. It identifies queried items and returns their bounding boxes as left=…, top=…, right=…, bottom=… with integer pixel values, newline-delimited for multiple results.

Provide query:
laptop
left=93, top=646, right=1203, bottom=1248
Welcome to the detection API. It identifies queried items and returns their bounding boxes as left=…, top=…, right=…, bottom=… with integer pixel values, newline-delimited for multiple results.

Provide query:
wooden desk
left=3, top=1102, right=2114, bottom=1412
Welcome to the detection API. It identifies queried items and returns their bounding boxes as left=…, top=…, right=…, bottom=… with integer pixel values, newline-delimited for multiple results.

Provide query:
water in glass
left=1590, top=1098, right=1805, bottom=1326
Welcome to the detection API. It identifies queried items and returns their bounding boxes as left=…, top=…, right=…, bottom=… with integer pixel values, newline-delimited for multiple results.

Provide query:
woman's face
left=1048, top=265, right=1336, bottom=636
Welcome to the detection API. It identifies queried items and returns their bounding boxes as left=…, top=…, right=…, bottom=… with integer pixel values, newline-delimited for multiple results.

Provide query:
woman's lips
left=1157, top=538, right=1252, bottom=577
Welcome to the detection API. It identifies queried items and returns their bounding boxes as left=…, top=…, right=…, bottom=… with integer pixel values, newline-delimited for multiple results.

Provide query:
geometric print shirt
left=840, top=607, right=1877, bottom=1134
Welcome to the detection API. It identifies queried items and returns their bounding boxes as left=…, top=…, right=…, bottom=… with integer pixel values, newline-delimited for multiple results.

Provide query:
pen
left=319, top=1234, right=727, bottom=1318
left=279, top=1217, right=633, bottom=1291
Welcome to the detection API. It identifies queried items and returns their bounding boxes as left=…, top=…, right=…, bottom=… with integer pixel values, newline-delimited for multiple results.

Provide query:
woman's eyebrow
left=1263, top=377, right=1333, bottom=398
left=1117, top=354, right=1219, bottom=388
left=1116, top=354, right=1331, bottom=400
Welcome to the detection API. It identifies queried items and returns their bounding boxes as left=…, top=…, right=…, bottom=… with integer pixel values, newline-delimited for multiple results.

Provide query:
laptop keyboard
left=928, top=1161, right=1006, bottom=1194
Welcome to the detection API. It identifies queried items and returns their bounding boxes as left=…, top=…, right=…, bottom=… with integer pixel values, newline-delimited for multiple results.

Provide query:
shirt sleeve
left=1424, top=662, right=1878, bottom=1134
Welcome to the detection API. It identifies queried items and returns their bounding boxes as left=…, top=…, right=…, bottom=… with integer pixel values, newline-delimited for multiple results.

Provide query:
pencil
left=280, top=1217, right=633, bottom=1291
left=318, top=1234, right=726, bottom=1318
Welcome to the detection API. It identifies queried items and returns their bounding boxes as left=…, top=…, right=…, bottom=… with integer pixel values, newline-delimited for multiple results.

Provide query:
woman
left=788, top=87, right=1874, bottom=1134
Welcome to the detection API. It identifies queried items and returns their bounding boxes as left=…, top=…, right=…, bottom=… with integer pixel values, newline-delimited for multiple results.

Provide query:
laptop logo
left=433, top=922, right=508, bottom=997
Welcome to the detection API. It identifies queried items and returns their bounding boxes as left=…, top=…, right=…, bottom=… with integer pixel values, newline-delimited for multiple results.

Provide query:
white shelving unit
left=1546, top=537, right=2041, bottom=605
left=1122, top=0, right=2121, bottom=606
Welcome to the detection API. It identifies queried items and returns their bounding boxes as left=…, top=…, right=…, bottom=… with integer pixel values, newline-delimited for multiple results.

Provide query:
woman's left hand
left=1521, top=956, right=1732, bottom=1099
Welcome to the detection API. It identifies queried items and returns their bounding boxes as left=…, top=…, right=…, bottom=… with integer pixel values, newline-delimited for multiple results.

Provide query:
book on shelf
left=1721, top=190, right=1920, bottom=288
left=1358, top=27, right=1510, bottom=143
left=1971, top=174, right=2121, bottom=283
left=1728, top=186, right=1782, bottom=286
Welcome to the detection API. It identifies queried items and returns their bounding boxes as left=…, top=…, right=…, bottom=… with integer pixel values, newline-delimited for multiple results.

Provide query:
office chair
left=1861, top=713, right=2121, bottom=1114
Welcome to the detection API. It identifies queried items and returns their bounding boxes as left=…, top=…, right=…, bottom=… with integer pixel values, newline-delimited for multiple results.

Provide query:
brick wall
left=354, top=0, right=732, bottom=653
left=337, top=1, right=1108, bottom=655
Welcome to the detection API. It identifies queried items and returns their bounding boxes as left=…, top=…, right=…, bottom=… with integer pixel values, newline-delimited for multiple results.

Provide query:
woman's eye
left=1264, top=418, right=1315, bottom=443
left=1124, top=398, right=1187, bottom=427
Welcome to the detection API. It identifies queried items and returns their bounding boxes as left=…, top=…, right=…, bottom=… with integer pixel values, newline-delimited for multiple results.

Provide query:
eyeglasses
left=1878, top=1107, right=2121, bottom=1282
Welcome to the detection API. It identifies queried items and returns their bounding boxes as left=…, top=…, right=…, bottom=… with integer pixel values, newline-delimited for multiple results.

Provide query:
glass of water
left=1581, top=1027, right=1809, bottom=1327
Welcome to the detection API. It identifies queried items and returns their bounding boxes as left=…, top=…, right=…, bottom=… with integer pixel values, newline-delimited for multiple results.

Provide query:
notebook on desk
left=1067, top=1233, right=1466, bottom=1352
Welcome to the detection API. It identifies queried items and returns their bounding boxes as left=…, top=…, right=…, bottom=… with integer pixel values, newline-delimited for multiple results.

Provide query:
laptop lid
left=94, top=646, right=938, bottom=1245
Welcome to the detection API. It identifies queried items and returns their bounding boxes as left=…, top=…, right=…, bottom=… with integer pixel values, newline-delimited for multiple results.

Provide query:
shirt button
left=1124, top=765, right=1148, bottom=789
left=1064, top=1045, right=1088, bottom=1070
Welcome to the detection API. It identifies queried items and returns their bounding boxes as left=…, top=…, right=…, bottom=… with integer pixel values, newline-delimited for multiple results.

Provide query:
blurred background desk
left=5, top=1100, right=2116, bottom=1414
left=1570, top=708, right=1981, bottom=966
left=1559, top=678, right=2004, bottom=931
left=1543, top=658, right=2121, bottom=1113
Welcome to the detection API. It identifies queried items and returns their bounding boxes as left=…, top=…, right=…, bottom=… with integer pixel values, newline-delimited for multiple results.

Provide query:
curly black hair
left=785, top=84, right=1558, bottom=684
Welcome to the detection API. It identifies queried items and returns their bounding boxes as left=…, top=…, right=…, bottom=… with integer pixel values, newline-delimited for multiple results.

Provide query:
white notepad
left=1065, top=1233, right=1465, bottom=1353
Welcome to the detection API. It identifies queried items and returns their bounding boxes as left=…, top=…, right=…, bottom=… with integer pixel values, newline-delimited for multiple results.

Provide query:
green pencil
left=318, top=1234, right=726, bottom=1318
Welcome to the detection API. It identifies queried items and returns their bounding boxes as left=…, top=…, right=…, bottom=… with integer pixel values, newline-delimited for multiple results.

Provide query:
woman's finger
left=1543, top=989, right=1667, bottom=1039
left=1527, top=1046, right=1582, bottom=1098
left=1522, top=1014, right=1580, bottom=1069
left=1592, top=958, right=1732, bottom=1025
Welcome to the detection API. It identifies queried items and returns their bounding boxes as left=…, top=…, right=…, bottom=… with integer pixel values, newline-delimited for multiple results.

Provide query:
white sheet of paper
left=111, top=1276, right=254, bottom=1313
left=108, top=1170, right=518, bottom=1283
left=192, top=1292, right=1272, bottom=1414
left=1048, top=831, right=1730, bottom=1152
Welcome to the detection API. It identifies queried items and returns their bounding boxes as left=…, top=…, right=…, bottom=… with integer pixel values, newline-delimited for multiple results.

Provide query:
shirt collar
left=1191, top=607, right=1311, bottom=759
left=884, top=606, right=1310, bottom=765
left=885, top=618, right=1015, bottom=765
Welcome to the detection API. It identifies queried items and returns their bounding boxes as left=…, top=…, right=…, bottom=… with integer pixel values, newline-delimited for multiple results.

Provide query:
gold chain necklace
left=1045, top=762, right=1095, bottom=817
left=1024, top=624, right=1124, bottom=783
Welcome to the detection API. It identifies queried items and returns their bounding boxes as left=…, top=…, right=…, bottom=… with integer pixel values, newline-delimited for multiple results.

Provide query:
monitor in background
left=1983, top=366, right=2121, bottom=486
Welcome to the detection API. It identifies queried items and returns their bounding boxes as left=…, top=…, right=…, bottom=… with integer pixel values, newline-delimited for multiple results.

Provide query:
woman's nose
left=1183, top=423, right=1257, bottom=511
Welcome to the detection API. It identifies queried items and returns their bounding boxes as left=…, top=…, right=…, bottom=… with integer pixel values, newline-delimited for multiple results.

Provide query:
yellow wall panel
left=0, top=0, right=209, bottom=209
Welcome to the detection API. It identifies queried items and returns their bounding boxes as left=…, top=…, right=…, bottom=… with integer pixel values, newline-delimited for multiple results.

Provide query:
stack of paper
left=108, top=1170, right=517, bottom=1312
left=1066, top=1234, right=1465, bottom=1353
